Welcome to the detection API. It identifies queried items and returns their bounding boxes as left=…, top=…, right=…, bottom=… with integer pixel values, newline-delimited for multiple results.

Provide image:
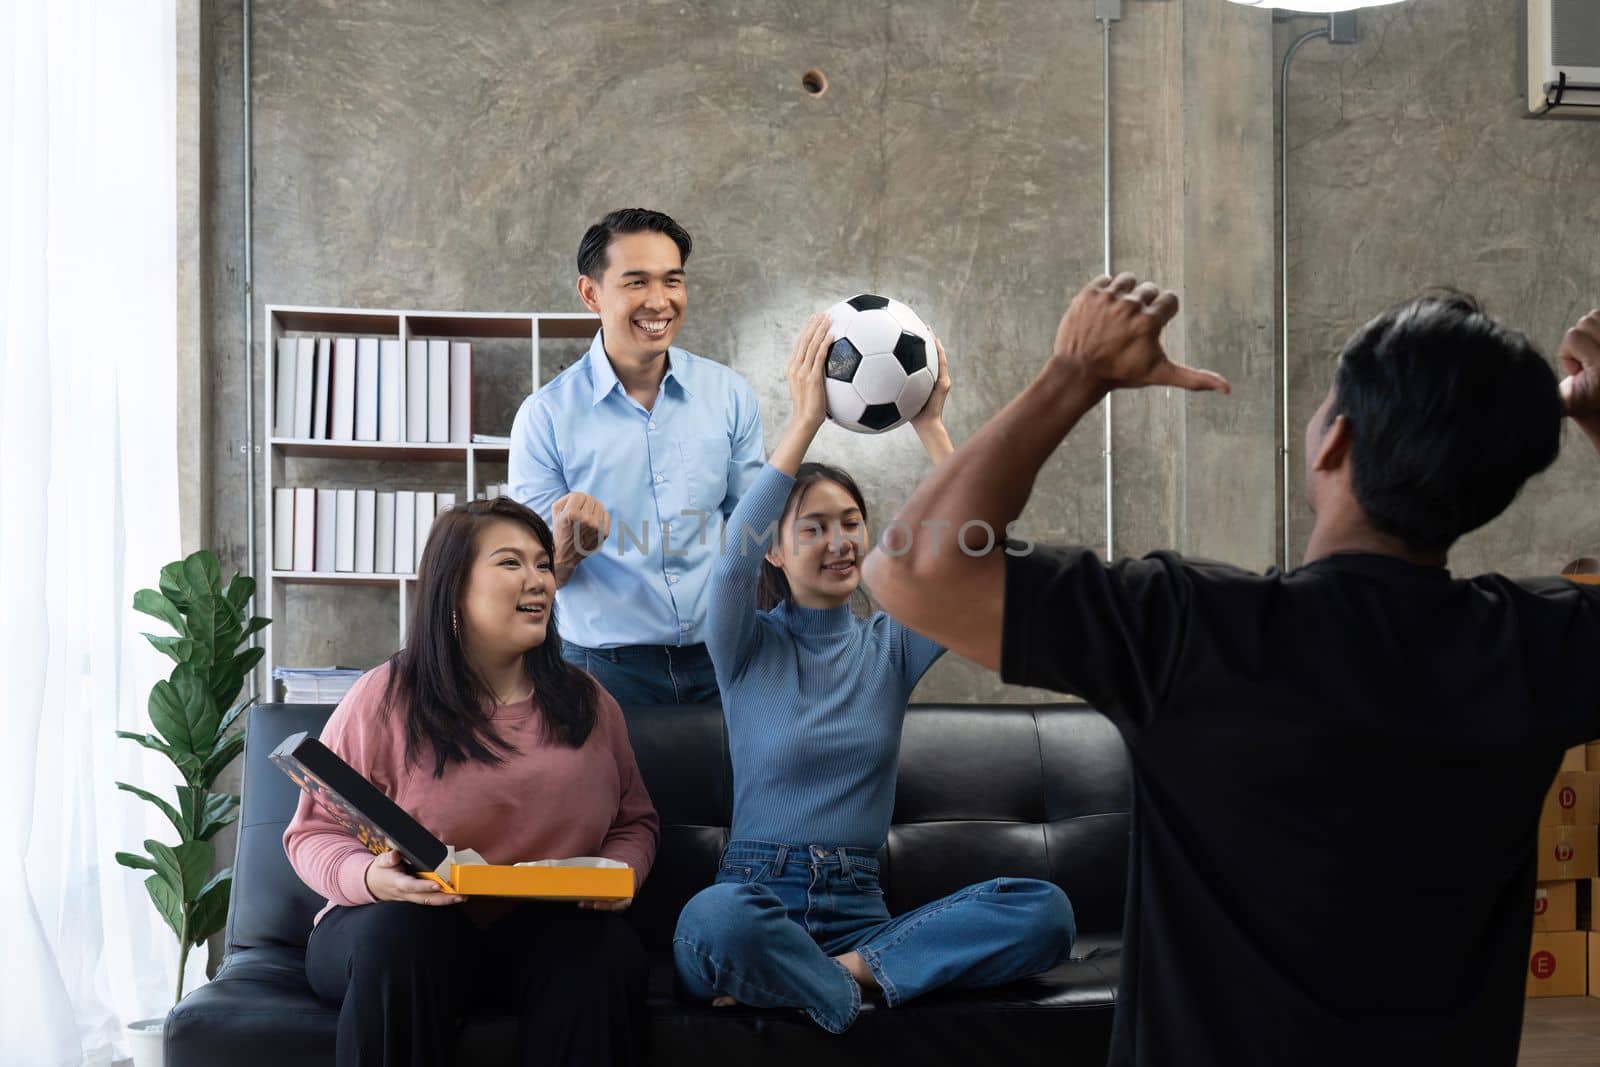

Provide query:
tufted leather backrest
left=227, top=702, right=1131, bottom=954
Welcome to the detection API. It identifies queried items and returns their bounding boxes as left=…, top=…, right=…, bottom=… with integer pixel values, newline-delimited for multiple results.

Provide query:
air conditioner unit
left=1528, top=0, right=1600, bottom=116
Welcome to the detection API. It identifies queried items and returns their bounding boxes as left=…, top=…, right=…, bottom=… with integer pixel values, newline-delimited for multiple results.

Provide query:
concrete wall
left=1281, top=0, right=1600, bottom=572
left=200, top=0, right=1600, bottom=706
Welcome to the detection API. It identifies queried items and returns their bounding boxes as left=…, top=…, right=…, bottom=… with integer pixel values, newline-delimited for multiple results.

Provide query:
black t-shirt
left=1001, top=547, right=1600, bottom=1067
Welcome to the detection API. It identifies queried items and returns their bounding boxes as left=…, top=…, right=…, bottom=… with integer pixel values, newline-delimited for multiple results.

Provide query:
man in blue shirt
left=509, top=208, right=764, bottom=705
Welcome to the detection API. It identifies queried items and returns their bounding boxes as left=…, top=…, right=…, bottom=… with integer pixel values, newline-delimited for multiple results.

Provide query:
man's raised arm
left=862, top=273, right=1229, bottom=670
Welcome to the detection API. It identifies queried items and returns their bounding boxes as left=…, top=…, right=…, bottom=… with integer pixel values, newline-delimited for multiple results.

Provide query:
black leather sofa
left=166, top=701, right=1131, bottom=1065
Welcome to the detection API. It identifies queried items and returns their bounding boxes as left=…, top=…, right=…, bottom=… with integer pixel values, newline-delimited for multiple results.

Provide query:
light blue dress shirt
left=508, top=332, right=765, bottom=649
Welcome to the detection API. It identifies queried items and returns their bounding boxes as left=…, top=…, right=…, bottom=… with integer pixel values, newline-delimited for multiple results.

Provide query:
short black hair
left=576, top=208, right=692, bottom=280
left=1330, top=290, right=1562, bottom=553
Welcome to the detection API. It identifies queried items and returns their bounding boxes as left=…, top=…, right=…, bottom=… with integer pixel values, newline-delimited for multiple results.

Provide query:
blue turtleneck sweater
left=704, top=463, right=946, bottom=849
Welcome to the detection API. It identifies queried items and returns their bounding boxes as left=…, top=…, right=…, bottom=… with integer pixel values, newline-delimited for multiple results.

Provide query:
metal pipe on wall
left=241, top=0, right=258, bottom=698
left=1278, top=24, right=1329, bottom=572
left=1097, top=2, right=1119, bottom=562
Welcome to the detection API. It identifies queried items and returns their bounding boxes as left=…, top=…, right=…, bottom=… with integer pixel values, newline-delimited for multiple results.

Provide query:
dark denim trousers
left=559, top=640, right=719, bottom=706
left=672, top=840, right=1075, bottom=1033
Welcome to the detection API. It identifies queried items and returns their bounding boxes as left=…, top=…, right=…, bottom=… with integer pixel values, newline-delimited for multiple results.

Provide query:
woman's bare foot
left=712, top=995, right=740, bottom=1007
left=833, top=951, right=881, bottom=993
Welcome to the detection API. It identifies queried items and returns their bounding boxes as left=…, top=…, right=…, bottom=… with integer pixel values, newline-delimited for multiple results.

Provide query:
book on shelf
left=331, top=337, right=357, bottom=441
left=270, top=731, right=634, bottom=900
left=335, top=490, right=357, bottom=572
left=312, top=337, right=332, bottom=440
left=394, top=491, right=416, bottom=575
left=293, top=337, right=316, bottom=439
left=405, top=340, right=427, bottom=444
left=375, top=491, right=396, bottom=574
left=426, top=340, right=449, bottom=443
left=274, top=338, right=296, bottom=437
left=293, top=487, right=316, bottom=571
left=315, top=488, right=338, bottom=572
left=355, top=337, right=380, bottom=442
left=472, top=433, right=512, bottom=445
left=355, top=489, right=376, bottom=574
left=449, top=341, right=471, bottom=444
left=273, top=488, right=294, bottom=570
left=378, top=339, right=404, bottom=443
left=415, top=491, right=436, bottom=570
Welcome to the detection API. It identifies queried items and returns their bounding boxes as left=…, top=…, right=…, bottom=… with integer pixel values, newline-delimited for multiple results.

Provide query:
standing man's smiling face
left=577, top=230, right=687, bottom=370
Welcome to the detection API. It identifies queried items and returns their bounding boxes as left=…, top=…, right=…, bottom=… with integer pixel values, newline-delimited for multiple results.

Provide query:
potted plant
left=115, top=551, right=268, bottom=1067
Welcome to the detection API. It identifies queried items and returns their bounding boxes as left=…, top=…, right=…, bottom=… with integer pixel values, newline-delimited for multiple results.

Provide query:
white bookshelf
left=260, top=305, right=597, bottom=697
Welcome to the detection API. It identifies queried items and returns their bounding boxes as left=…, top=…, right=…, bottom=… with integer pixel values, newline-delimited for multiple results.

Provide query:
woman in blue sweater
left=672, top=314, right=1075, bottom=1033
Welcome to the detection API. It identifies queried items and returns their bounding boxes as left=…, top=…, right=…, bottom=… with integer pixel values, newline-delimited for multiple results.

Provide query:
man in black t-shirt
left=863, top=274, right=1600, bottom=1066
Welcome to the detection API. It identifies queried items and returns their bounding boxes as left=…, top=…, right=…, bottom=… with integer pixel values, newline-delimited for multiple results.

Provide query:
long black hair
left=756, top=462, right=874, bottom=614
left=384, top=497, right=598, bottom=777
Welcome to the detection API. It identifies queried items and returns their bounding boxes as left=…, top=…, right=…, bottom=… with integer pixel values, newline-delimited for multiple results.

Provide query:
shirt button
left=654, top=473, right=665, bottom=484
left=680, top=622, right=691, bottom=632
left=667, top=574, right=679, bottom=585
left=648, top=421, right=657, bottom=431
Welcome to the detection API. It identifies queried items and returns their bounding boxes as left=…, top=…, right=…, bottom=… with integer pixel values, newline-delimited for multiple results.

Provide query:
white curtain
left=0, top=2, right=190, bottom=1064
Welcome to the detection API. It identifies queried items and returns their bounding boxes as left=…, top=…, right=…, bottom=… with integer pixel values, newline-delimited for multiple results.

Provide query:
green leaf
left=144, top=874, right=185, bottom=941
left=142, top=633, right=196, bottom=664
left=223, top=573, right=255, bottom=613
left=188, top=875, right=231, bottom=946
left=182, top=552, right=222, bottom=600
left=115, top=851, right=159, bottom=872
left=206, top=661, right=245, bottom=716
left=148, top=665, right=220, bottom=755
left=197, top=731, right=246, bottom=787
left=217, top=698, right=253, bottom=738
left=132, top=589, right=186, bottom=637
left=238, top=617, right=270, bottom=647
left=196, top=793, right=240, bottom=841
left=115, top=782, right=184, bottom=838
left=115, top=730, right=199, bottom=779
left=158, top=560, right=189, bottom=611
left=161, top=839, right=213, bottom=900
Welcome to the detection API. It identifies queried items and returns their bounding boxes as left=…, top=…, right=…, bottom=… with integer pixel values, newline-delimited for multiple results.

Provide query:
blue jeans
left=560, top=640, right=719, bottom=707
left=672, top=840, right=1075, bottom=1033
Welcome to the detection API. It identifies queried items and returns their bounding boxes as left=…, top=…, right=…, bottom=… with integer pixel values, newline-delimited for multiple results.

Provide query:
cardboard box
left=1590, top=932, right=1600, bottom=999
left=1535, top=881, right=1579, bottom=932
left=1587, top=743, right=1600, bottom=774
left=1563, top=746, right=1590, bottom=773
left=1537, top=825, right=1599, bottom=882
left=1527, top=931, right=1588, bottom=997
left=1541, top=773, right=1600, bottom=826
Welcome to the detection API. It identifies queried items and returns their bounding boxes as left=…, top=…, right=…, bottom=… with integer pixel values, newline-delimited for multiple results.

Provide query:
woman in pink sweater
left=283, top=497, right=659, bottom=1067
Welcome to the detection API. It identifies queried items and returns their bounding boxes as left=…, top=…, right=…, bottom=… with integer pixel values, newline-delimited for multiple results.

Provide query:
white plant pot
left=125, top=1018, right=164, bottom=1067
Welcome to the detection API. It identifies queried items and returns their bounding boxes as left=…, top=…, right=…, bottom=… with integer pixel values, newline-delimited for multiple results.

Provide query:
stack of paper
left=272, top=666, right=365, bottom=704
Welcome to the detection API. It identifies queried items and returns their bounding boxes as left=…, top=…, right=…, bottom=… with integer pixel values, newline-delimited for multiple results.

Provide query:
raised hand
left=786, top=313, right=832, bottom=432
left=1558, top=309, right=1600, bottom=445
left=1051, top=274, right=1230, bottom=395
left=552, top=492, right=610, bottom=557
left=364, top=849, right=466, bottom=905
left=910, top=334, right=952, bottom=432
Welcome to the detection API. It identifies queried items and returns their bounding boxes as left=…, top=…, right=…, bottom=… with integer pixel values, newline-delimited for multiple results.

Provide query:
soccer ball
left=823, top=294, right=936, bottom=434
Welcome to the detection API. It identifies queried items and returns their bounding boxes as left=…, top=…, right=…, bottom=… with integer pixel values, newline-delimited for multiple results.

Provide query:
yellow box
left=1535, top=881, right=1578, bottom=932
left=1582, top=878, right=1600, bottom=932
left=1562, top=746, right=1590, bottom=773
left=426, top=863, right=634, bottom=901
left=1587, top=743, right=1600, bottom=773
left=1537, top=825, right=1599, bottom=882
left=1527, top=931, right=1588, bottom=997
left=1542, top=773, right=1600, bottom=826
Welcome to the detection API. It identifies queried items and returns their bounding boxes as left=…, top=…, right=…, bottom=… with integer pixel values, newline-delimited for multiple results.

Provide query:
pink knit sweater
left=283, top=663, right=659, bottom=925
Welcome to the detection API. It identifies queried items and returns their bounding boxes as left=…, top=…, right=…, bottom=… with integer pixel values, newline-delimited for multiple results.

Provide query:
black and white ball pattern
left=823, top=294, right=936, bottom=434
